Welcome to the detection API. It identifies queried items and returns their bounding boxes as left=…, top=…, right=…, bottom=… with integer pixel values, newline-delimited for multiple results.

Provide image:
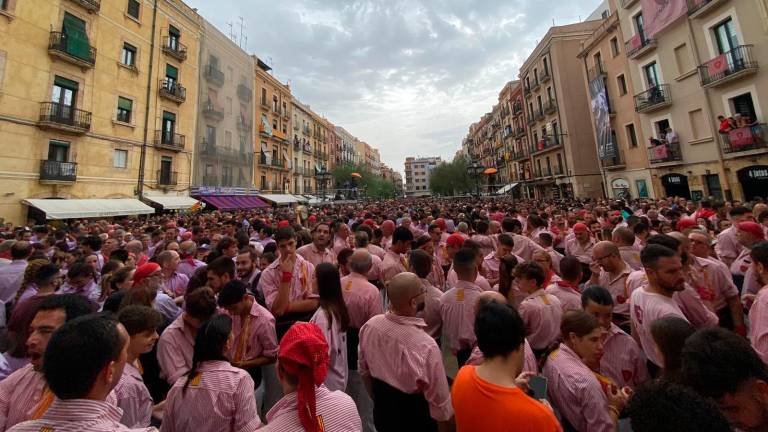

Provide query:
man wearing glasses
left=590, top=241, right=632, bottom=331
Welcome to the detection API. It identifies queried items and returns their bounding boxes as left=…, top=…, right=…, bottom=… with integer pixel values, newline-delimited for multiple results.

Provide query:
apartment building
left=509, top=81, right=533, bottom=198
left=0, top=0, right=201, bottom=223
left=310, top=112, right=331, bottom=186
left=334, top=126, right=358, bottom=166
left=327, top=123, right=339, bottom=172
left=291, top=100, right=317, bottom=194
left=520, top=20, right=604, bottom=199
left=578, top=5, right=654, bottom=199
left=404, top=156, right=441, bottom=197
left=616, top=0, right=768, bottom=201
left=255, top=56, right=292, bottom=193
left=194, top=19, right=254, bottom=190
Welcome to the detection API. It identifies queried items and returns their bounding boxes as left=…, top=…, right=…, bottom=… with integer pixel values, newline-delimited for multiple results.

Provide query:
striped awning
left=199, top=195, right=268, bottom=210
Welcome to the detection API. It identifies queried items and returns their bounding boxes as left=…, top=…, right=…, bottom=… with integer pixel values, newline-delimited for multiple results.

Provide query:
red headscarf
left=278, top=322, right=330, bottom=432
left=132, top=262, right=160, bottom=286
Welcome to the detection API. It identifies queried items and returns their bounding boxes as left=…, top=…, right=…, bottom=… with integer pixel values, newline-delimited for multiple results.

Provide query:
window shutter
left=117, top=97, right=132, bottom=110
left=169, top=25, right=180, bottom=37
left=54, top=76, right=79, bottom=90
left=62, top=13, right=90, bottom=60
left=165, top=64, right=178, bottom=79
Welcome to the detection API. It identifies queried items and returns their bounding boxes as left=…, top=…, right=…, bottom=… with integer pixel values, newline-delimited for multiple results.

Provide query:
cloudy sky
left=185, top=0, right=603, bottom=175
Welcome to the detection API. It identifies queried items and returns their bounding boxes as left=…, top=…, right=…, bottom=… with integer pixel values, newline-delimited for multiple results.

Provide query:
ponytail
left=182, top=314, right=231, bottom=395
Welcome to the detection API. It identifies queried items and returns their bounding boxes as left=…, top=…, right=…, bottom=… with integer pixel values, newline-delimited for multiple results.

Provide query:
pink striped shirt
left=446, top=267, right=493, bottom=291
left=332, top=235, right=352, bottom=256
left=0, top=364, right=46, bottom=430
left=427, top=252, right=446, bottom=291
left=749, top=284, right=768, bottom=364
left=340, top=273, right=382, bottom=329
left=310, top=308, right=348, bottom=392
left=619, top=246, right=642, bottom=271
left=564, top=237, right=596, bottom=265
left=545, top=280, right=582, bottom=313
left=419, top=278, right=443, bottom=339
left=466, top=339, right=538, bottom=374
left=630, top=287, right=688, bottom=366
left=518, top=289, right=563, bottom=350
left=114, top=362, right=152, bottom=428
left=296, top=244, right=337, bottom=267
left=162, top=360, right=261, bottom=432
left=368, top=244, right=386, bottom=259
left=595, top=264, right=632, bottom=316
left=601, top=323, right=648, bottom=389
left=381, top=250, right=408, bottom=286
left=162, top=272, right=189, bottom=298
left=472, top=234, right=495, bottom=257
left=6, top=399, right=155, bottom=432
left=440, top=280, right=484, bottom=353
left=543, top=343, right=614, bottom=432
left=510, top=233, right=544, bottom=261
left=227, top=300, right=278, bottom=362
left=358, top=313, right=453, bottom=422
left=157, top=315, right=195, bottom=384
left=690, top=256, right=738, bottom=311
left=261, top=385, right=361, bottom=431
left=715, top=226, right=743, bottom=262
left=260, top=254, right=317, bottom=311
left=366, top=252, right=384, bottom=281
left=177, top=258, right=205, bottom=279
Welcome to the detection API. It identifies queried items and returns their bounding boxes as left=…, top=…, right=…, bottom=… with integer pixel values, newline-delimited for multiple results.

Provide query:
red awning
left=200, top=195, right=268, bottom=210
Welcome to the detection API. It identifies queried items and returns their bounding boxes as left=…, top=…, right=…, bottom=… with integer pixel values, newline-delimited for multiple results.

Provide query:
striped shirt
left=260, top=385, right=361, bottom=431
left=310, top=307, right=348, bottom=392
left=0, top=364, right=46, bottom=430
left=427, top=250, right=446, bottom=291
left=440, top=280, right=484, bottom=353
left=382, top=250, right=408, bottom=286
left=543, top=343, right=614, bottom=432
left=358, top=313, right=454, bottom=422
left=749, top=285, right=768, bottom=364
left=419, top=278, right=443, bottom=339
left=690, top=256, right=738, bottom=312
left=297, top=243, right=337, bottom=267
left=446, top=267, right=493, bottom=292
left=518, top=289, right=563, bottom=351
left=260, top=254, right=317, bottom=311
left=114, top=361, right=153, bottom=428
left=564, top=237, right=595, bottom=265
left=59, top=279, right=100, bottom=304
left=715, top=226, right=743, bottom=263
left=177, top=258, right=205, bottom=279
left=466, top=339, right=539, bottom=374
left=162, top=272, right=189, bottom=298
left=595, top=263, right=632, bottom=316
left=618, top=246, right=642, bottom=271
left=544, top=280, right=582, bottom=313
left=472, top=234, right=495, bottom=257
left=630, top=287, right=688, bottom=366
left=601, top=323, right=648, bottom=389
left=227, top=299, right=278, bottom=363
left=340, top=273, right=382, bottom=329
left=163, top=360, right=261, bottom=432
left=157, top=315, right=195, bottom=385
left=6, top=399, right=156, bottom=432
left=509, top=233, right=544, bottom=261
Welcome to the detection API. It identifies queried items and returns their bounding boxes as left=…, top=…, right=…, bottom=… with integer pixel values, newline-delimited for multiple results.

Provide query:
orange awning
left=351, top=172, right=362, bottom=178
left=483, top=168, right=498, bottom=175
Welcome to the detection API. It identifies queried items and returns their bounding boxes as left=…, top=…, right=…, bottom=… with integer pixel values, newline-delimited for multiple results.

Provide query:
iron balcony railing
left=648, top=141, right=683, bottom=164
left=687, top=0, right=725, bottom=17
left=154, top=130, right=185, bottom=151
left=720, top=123, right=767, bottom=154
left=66, top=0, right=100, bottom=12
left=543, top=99, right=557, bottom=115
left=39, top=160, right=77, bottom=182
left=48, top=31, right=96, bottom=67
left=159, top=79, right=186, bottom=103
left=157, top=170, right=178, bottom=186
left=204, top=64, right=225, bottom=86
left=634, top=84, right=671, bottom=113
left=625, top=33, right=656, bottom=59
left=162, top=36, right=187, bottom=61
left=39, top=102, right=92, bottom=132
left=532, top=135, right=561, bottom=154
left=698, top=45, right=758, bottom=88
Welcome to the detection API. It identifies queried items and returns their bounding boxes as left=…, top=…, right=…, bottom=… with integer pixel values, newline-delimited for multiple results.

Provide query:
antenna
left=227, top=22, right=234, bottom=41
left=238, top=16, right=246, bottom=49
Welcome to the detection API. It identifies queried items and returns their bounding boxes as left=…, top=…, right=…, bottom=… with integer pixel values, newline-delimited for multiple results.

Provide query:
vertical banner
left=640, top=0, right=688, bottom=38
left=588, top=76, right=613, bottom=160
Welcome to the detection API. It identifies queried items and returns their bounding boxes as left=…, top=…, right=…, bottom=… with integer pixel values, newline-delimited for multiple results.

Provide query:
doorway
left=661, top=173, right=691, bottom=199
left=704, top=174, right=723, bottom=201
left=738, top=166, right=768, bottom=201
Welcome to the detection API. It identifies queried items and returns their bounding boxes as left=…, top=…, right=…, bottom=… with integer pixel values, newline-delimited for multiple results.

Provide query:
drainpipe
left=137, top=0, right=159, bottom=199
left=582, top=55, right=609, bottom=198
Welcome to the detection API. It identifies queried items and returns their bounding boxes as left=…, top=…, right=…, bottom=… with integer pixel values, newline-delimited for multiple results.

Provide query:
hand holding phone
left=529, top=375, right=548, bottom=400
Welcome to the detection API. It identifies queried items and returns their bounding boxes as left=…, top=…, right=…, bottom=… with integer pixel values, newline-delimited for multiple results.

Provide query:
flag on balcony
left=707, top=54, right=729, bottom=77
left=628, top=34, right=642, bottom=51
left=651, top=145, right=669, bottom=160
left=729, top=127, right=755, bottom=149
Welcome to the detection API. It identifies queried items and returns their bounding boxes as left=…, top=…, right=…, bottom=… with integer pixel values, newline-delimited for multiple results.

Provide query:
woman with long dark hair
left=310, top=262, right=350, bottom=392
left=162, top=314, right=262, bottom=432
left=497, top=254, right=520, bottom=305
left=650, top=316, right=695, bottom=382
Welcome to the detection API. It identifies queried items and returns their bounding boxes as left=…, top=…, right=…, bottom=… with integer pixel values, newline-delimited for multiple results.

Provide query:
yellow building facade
left=0, top=0, right=201, bottom=224
left=254, top=56, right=293, bottom=193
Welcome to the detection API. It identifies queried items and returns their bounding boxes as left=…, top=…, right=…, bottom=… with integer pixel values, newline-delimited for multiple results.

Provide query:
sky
left=184, top=0, right=604, bottom=175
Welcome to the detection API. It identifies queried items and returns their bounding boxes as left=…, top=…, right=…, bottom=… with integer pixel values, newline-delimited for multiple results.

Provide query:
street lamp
left=315, top=169, right=332, bottom=203
left=467, top=160, right=483, bottom=197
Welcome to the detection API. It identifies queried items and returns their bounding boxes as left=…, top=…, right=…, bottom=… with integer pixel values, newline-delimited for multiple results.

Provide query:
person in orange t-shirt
left=451, top=299, right=562, bottom=432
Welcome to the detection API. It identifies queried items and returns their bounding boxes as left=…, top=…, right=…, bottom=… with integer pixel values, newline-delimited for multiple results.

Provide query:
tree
left=330, top=163, right=397, bottom=199
left=429, top=155, right=472, bottom=196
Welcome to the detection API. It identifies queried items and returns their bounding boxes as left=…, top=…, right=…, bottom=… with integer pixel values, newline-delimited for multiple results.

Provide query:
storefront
left=610, top=178, right=631, bottom=199
left=737, top=165, right=768, bottom=201
left=661, top=173, right=691, bottom=199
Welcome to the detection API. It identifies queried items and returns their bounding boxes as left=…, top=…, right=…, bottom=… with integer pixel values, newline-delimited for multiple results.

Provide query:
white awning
left=257, top=194, right=300, bottom=205
left=144, top=195, right=198, bottom=210
left=497, top=182, right=520, bottom=194
left=23, top=198, right=154, bottom=219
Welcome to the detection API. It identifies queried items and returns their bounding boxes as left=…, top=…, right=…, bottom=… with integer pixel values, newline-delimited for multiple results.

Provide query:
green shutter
left=54, top=76, right=79, bottom=90
left=117, top=97, right=132, bottom=110
left=169, top=25, right=180, bottom=37
left=62, top=13, right=90, bottom=61
left=163, top=111, right=176, bottom=121
left=165, top=64, right=178, bottom=79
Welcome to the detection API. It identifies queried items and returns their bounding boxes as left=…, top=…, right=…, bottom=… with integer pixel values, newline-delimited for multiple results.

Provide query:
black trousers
left=275, top=311, right=316, bottom=341
left=347, top=327, right=360, bottom=370
left=372, top=378, right=437, bottom=432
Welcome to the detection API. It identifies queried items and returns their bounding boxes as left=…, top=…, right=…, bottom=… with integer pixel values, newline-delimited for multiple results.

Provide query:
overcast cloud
left=185, top=0, right=602, bottom=175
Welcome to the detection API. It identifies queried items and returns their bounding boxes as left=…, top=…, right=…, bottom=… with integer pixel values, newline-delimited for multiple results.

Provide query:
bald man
left=358, top=273, right=454, bottom=431
left=589, top=241, right=632, bottom=327
left=176, top=240, right=205, bottom=279
left=380, top=220, right=395, bottom=250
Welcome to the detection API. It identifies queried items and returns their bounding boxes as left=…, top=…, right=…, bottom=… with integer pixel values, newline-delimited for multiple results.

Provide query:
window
left=127, top=0, right=140, bottom=20
left=626, top=124, right=638, bottom=147
left=673, top=44, right=693, bottom=75
left=543, top=58, right=549, bottom=75
left=634, top=13, right=645, bottom=40
left=610, top=37, right=619, bottom=57
left=261, top=88, right=267, bottom=105
left=556, top=153, right=563, bottom=172
left=168, top=26, right=180, bottom=50
left=225, top=131, right=232, bottom=149
left=48, top=141, right=70, bottom=162
left=161, top=111, right=176, bottom=143
left=643, top=62, right=660, bottom=88
left=116, top=97, right=133, bottom=123
left=688, top=109, right=706, bottom=140
left=731, top=93, right=757, bottom=121
left=617, top=74, right=627, bottom=96
left=226, top=97, right=232, bottom=114
left=159, top=156, right=173, bottom=184
left=165, top=64, right=178, bottom=85
left=206, top=126, right=216, bottom=144
left=0, top=0, right=8, bottom=11
left=546, top=87, right=553, bottom=101
left=121, top=43, right=137, bottom=67
left=713, top=18, right=739, bottom=54
left=52, top=76, right=78, bottom=109
left=113, top=149, right=128, bottom=168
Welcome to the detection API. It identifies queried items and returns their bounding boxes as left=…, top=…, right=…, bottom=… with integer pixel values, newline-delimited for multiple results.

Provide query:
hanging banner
left=640, top=0, right=688, bottom=38
left=588, top=76, right=613, bottom=160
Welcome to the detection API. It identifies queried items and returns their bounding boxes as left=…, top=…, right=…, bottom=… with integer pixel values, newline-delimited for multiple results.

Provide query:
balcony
left=66, top=0, right=100, bottom=13
left=511, top=148, right=529, bottom=161
left=543, top=99, right=557, bottom=115
left=161, top=36, right=187, bottom=61
left=159, top=79, right=186, bottom=103
left=535, top=110, right=545, bottom=121
left=531, top=135, right=562, bottom=154
left=201, top=139, right=217, bottom=157
left=698, top=45, right=758, bottom=88
left=513, top=103, right=523, bottom=117
left=202, top=101, right=224, bottom=121
left=237, top=117, right=252, bottom=132
left=620, top=0, right=638, bottom=8
left=527, top=115, right=536, bottom=126
left=626, top=34, right=656, bottom=59
left=39, top=160, right=77, bottom=183
left=38, top=102, right=91, bottom=134
left=258, top=155, right=287, bottom=170
left=204, top=64, right=225, bottom=87
left=720, top=123, right=768, bottom=156
left=157, top=170, right=178, bottom=186
left=687, top=0, right=727, bottom=19
left=648, top=141, right=683, bottom=165
left=531, top=79, right=541, bottom=91
left=237, top=84, right=252, bottom=102
left=48, top=31, right=97, bottom=69
left=540, top=70, right=551, bottom=83
left=601, top=147, right=626, bottom=170
left=634, top=84, right=671, bottom=113
left=154, top=130, right=185, bottom=152
left=587, top=61, right=606, bottom=81
left=552, top=166, right=564, bottom=176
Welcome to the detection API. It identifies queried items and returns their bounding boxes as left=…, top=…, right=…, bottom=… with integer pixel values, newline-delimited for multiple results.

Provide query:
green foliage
left=330, top=163, right=397, bottom=199
left=429, top=155, right=473, bottom=196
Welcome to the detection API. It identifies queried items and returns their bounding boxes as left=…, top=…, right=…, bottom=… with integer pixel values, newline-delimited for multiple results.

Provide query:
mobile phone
left=529, top=375, right=548, bottom=400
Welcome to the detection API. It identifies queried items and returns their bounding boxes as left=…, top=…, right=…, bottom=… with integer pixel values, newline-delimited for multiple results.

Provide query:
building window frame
left=115, top=96, right=133, bottom=124
left=113, top=148, right=128, bottom=168
left=126, top=0, right=141, bottom=21
left=617, top=74, right=627, bottom=96
left=121, top=42, right=138, bottom=70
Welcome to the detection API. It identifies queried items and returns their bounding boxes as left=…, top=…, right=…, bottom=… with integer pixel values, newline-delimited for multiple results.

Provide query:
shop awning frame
left=143, top=195, right=198, bottom=210
left=23, top=198, right=154, bottom=219
left=199, top=195, right=268, bottom=210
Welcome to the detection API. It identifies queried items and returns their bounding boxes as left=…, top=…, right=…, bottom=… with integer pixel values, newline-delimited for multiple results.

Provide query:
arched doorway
left=611, top=178, right=631, bottom=200
left=737, top=165, right=768, bottom=201
left=661, top=173, right=690, bottom=199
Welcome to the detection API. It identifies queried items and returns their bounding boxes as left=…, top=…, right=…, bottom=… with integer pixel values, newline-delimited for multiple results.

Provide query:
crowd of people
left=0, top=194, right=767, bottom=431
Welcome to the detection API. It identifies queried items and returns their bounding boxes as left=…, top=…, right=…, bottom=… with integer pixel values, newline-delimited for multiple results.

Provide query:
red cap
left=308, top=215, right=317, bottom=222
left=278, top=323, right=329, bottom=432
left=573, top=223, right=588, bottom=232
left=278, top=220, right=290, bottom=228
left=676, top=217, right=698, bottom=232
left=435, top=218, right=447, bottom=230
left=446, top=233, right=465, bottom=248
left=363, top=219, right=377, bottom=228
left=738, top=221, right=765, bottom=240
left=132, top=262, right=160, bottom=286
